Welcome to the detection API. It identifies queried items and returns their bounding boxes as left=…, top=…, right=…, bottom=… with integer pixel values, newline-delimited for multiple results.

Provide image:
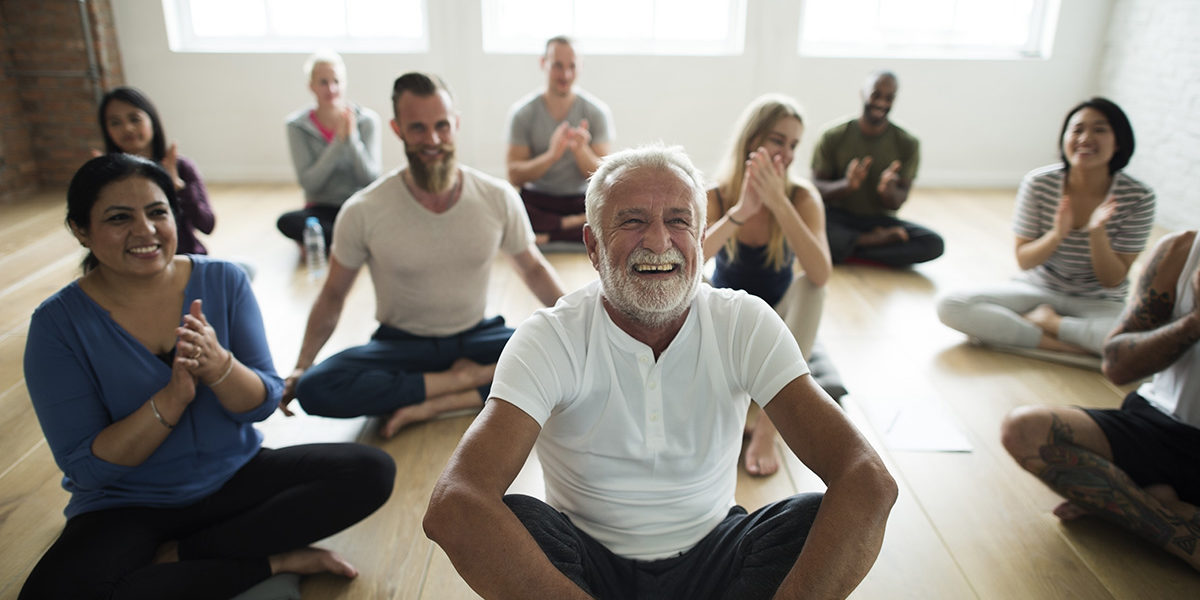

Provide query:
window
left=481, top=0, right=746, bottom=55
left=799, top=0, right=1060, bottom=60
left=162, top=0, right=428, bottom=53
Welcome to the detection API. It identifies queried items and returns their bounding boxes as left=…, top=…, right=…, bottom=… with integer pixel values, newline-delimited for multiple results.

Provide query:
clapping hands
left=550, top=119, right=593, bottom=158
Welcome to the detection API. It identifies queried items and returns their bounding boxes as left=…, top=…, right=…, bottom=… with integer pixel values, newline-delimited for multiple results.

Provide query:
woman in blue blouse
left=20, top=154, right=395, bottom=599
left=704, top=94, right=832, bottom=477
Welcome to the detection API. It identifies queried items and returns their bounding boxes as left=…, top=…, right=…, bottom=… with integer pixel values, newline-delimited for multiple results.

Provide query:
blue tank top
left=712, top=240, right=793, bottom=307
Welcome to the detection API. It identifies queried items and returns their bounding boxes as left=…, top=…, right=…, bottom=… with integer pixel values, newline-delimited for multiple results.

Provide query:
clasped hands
left=167, top=299, right=232, bottom=400
left=728, top=147, right=791, bottom=224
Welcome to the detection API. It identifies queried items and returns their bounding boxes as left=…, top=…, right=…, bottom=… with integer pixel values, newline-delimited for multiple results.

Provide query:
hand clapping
left=176, top=299, right=232, bottom=386
left=877, top=160, right=902, bottom=196
left=1086, top=195, right=1118, bottom=233
left=846, top=156, right=873, bottom=191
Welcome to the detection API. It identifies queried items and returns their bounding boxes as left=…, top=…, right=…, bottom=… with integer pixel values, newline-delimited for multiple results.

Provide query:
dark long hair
left=67, top=153, right=179, bottom=272
left=98, top=86, right=168, bottom=162
left=1059, top=97, right=1135, bottom=175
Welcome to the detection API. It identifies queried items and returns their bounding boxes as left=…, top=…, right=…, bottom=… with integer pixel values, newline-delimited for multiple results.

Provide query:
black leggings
left=19, top=443, right=395, bottom=600
left=825, top=206, right=944, bottom=266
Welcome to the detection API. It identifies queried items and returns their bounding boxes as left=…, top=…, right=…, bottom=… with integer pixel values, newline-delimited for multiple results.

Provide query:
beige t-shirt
left=332, top=165, right=534, bottom=336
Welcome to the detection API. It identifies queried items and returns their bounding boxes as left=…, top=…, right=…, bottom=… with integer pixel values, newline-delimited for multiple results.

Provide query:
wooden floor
left=2, top=182, right=1198, bottom=599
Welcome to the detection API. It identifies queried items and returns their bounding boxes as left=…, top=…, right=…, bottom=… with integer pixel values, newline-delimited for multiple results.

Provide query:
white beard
left=597, top=243, right=700, bottom=328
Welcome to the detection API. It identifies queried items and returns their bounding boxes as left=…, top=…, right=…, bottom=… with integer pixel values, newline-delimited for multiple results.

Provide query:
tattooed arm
left=1039, top=431, right=1200, bottom=566
left=1102, top=231, right=1200, bottom=385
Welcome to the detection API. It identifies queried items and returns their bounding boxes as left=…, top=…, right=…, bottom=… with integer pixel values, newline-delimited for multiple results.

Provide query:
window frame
left=797, top=0, right=1061, bottom=60
left=480, top=0, right=747, bottom=56
left=161, top=0, right=430, bottom=54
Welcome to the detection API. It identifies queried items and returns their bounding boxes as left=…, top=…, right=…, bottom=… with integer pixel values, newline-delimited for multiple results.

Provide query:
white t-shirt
left=332, top=165, right=534, bottom=336
left=1138, top=231, right=1200, bottom=428
left=492, top=281, right=809, bottom=560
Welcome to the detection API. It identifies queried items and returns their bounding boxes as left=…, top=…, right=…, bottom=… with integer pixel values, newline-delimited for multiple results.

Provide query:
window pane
left=880, top=0, right=954, bottom=35
left=483, top=0, right=743, bottom=55
left=267, top=0, right=344, bottom=37
left=655, top=0, right=728, bottom=42
left=190, top=0, right=267, bottom=37
left=575, top=0, right=651, bottom=40
left=802, top=0, right=877, bottom=45
left=800, top=0, right=1056, bottom=59
left=494, top=0, right=570, bottom=40
left=349, top=0, right=423, bottom=38
left=955, top=0, right=1034, bottom=45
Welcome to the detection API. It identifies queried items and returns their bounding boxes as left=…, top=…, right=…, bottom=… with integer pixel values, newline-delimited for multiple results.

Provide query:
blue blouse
left=24, top=256, right=283, bottom=517
left=712, top=241, right=794, bottom=308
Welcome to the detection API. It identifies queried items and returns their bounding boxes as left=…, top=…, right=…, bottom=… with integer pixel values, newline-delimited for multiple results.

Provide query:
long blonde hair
left=714, top=93, right=805, bottom=271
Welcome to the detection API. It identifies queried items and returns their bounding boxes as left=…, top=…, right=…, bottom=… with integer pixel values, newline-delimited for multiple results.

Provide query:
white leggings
left=774, top=273, right=825, bottom=359
left=936, top=279, right=1124, bottom=355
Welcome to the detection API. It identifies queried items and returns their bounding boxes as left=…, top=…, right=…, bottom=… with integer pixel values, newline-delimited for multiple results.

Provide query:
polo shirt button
left=649, top=381, right=657, bottom=390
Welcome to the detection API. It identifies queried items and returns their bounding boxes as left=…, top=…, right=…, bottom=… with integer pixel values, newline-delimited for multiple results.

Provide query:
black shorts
left=1084, top=391, right=1200, bottom=504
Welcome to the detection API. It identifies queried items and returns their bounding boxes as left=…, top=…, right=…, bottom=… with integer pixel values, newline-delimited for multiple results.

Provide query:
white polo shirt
left=492, top=280, right=808, bottom=560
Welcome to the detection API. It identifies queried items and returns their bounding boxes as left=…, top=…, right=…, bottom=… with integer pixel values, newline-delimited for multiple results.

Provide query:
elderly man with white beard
left=424, top=144, right=898, bottom=600
left=280, top=72, right=565, bottom=437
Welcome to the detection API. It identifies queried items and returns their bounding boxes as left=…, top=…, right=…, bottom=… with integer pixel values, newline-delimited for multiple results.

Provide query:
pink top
left=308, top=110, right=336, bottom=143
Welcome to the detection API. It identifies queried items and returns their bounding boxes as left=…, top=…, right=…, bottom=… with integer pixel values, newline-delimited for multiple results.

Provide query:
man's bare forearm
left=293, top=292, right=344, bottom=370
left=773, top=458, right=897, bottom=599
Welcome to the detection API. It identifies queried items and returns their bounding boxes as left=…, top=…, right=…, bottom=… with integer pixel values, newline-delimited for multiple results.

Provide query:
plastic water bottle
left=302, top=216, right=327, bottom=281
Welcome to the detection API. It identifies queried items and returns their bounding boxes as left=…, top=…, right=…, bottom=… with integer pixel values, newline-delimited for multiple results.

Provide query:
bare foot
left=1052, top=500, right=1089, bottom=521
left=856, top=225, right=909, bottom=247
left=269, top=546, right=358, bottom=578
left=743, top=423, right=781, bottom=477
left=381, top=402, right=436, bottom=438
left=1023, top=304, right=1062, bottom=335
left=1146, top=484, right=1200, bottom=520
left=562, top=213, right=587, bottom=230
left=446, top=358, right=495, bottom=391
left=381, top=389, right=484, bottom=438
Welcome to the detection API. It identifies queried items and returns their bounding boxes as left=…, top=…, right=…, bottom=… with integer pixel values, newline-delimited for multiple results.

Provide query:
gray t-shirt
left=507, top=90, right=614, bottom=195
left=332, top=165, right=535, bottom=336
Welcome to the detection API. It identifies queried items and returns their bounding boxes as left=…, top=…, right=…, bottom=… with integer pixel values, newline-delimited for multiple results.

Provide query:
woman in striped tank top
left=937, top=98, right=1156, bottom=360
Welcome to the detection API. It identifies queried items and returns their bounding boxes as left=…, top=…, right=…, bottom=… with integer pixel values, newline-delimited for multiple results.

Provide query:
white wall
left=1098, top=0, right=1200, bottom=230
left=113, top=0, right=1111, bottom=189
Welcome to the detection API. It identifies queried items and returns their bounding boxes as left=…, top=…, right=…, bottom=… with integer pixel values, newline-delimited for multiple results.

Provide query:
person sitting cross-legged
left=282, top=72, right=565, bottom=438
left=424, top=145, right=897, bottom=600
left=1001, top=229, right=1200, bottom=572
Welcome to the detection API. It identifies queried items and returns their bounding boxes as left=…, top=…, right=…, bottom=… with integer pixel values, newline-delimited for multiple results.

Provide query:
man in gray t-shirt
left=507, top=36, right=614, bottom=244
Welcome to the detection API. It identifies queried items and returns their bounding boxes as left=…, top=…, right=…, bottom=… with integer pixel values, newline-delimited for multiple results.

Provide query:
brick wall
left=0, top=0, right=123, bottom=202
left=1099, top=0, right=1200, bottom=230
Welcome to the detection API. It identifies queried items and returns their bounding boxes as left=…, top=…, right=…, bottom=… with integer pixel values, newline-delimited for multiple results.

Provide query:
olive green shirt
left=811, top=119, right=920, bottom=217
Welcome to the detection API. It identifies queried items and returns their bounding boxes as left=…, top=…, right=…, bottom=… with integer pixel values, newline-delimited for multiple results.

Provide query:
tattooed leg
left=1039, top=443, right=1200, bottom=570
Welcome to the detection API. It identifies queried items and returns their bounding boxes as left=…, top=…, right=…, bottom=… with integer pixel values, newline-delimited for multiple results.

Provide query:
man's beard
left=597, top=243, right=700, bottom=328
left=406, top=144, right=457, bottom=193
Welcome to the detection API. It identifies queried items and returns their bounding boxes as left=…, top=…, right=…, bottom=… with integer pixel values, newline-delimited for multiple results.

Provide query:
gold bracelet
left=210, top=352, right=235, bottom=387
left=150, top=397, right=175, bottom=429
left=727, top=213, right=745, bottom=226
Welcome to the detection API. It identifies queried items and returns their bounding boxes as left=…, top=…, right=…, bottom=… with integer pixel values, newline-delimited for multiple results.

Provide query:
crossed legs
left=297, top=317, right=513, bottom=437
left=1001, top=404, right=1200, bottom=571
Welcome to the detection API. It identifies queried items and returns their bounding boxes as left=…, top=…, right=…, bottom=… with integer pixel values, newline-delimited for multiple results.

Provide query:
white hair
left=584, top=144, right=706, bottom=238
